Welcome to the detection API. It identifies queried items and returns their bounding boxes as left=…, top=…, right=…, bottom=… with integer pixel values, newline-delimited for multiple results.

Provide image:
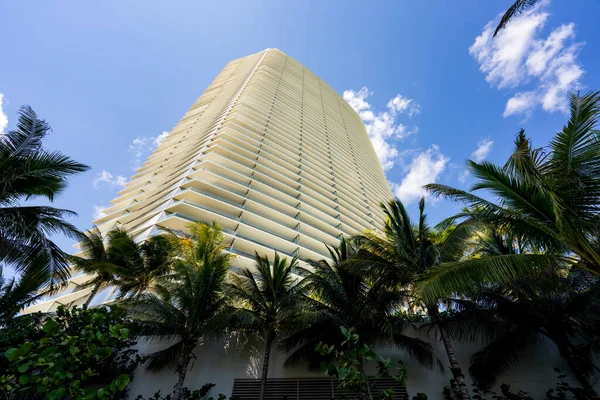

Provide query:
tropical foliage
left=280, top=236, right=441, bottom=372
left=0, top=305, right=140, bottom=400
left=227, top=252, right=304, bottom=400
left=422, top=91, right=600, bottom=301
left=446, top=270, right=600, bottom=397
left=125, top=222, right=233, bottom=400
left=69, top=227, right=124, bottom=308
left=316, top=326, right=408, bottom=400
left=69, top=227, right=174, bottom=308
left=353, top=199, right=473, bottom=399
left=109, top=230, right=173, bottom=299
left=2, top=91, right=600, bottom=399
left=0, top=105, right=89, bottom=287
left=0, top=268, right=48, bottom=325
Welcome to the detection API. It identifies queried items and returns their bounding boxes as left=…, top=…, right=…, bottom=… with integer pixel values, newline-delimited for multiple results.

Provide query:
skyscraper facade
left=27, top=48, right=394, bottom=312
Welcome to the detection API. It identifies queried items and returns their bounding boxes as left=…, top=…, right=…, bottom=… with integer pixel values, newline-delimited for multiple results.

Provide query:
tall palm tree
left=125, top=222, right=233, bottom=400
left=353, top=199, right=474, bottom=400
left=280, top=237, right=441, bottom=375
left=422, top=91, right=600, bottom=301
left=69, top=227, right=122, bottom=308
left=0, top=106, right=89, bottom=286
left=227, top=252, right=305, bottom=400
left=108, top=230, right=173, bottom=299
left=446, top=271, right=600, bottom=398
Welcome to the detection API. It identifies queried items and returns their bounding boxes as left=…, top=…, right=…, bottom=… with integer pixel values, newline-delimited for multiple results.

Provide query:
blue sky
left=1, top=0, right=599, bottom=252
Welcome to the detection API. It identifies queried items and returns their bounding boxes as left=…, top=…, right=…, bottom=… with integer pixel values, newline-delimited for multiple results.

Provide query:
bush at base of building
left=0, top=305, right=142, bottom=400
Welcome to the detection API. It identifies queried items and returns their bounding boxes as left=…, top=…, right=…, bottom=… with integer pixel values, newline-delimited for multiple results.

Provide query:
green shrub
left=316, top=326, right=407, bottom=400
left=0, top=305, right=141, bottom=399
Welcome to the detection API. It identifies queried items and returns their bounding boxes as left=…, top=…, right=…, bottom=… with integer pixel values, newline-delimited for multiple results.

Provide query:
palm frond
left=469, top=330, right=540, bottom=388
left=392, top=333, right=444, bottom=371
left=0, top=267, right=49, bottom=323
left=549, top=91, right=600, bottom=224
left=146, top=341, right=185, bottom=372
left=416, top=254, right=556, bottom=304
left=439, top=221, right=477, bottom=262
left=493, top=0, right=539, bottom=37
left=0, top=105, right=49, bottom=157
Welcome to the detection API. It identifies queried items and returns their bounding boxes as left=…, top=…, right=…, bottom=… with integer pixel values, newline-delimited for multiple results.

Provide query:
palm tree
left=108, top=230, right=173, bottom=299
left=69, top=227, right=122, bottom=308
left=280, top=237, right=441, bottom=376
left=446, top=270, right=600, bottom=398
left=494, top=0, right=539, bottom=37
left=0, top=267, right=49, bottom=325
left=227, top=252, right=305, bottom=400
left=125, top=222, right=233, bottom=400
left=0, top=106, right=89, bottom=286
left=353, top=199, right=474, bottom=400
left=422, top=91, right=600, bottom=300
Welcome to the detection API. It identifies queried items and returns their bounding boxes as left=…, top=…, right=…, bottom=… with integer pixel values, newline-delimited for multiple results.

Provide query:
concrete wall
left=128, top=326, right=586, bottom=399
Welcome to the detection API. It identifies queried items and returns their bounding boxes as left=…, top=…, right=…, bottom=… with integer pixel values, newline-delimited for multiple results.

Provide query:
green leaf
left=84, top=387, right=97, bottom=399
left=42, top=319, right=59, bottom=334
left=39, top=346, right=59, bottom=358
left=340, top=326, right=350, bottom=339
left=48, top=387, right=66, bottom=400
left=19, top=374, right=31, bottom=385
left=17, top=363, right=30, bottom=373
left=21, top=342, right=32, bottom=355
left=120, top=327, right=129, bottom=339
left=115, top=374, right=131, bottom=391
left=5, top=348, right=18, bottom=361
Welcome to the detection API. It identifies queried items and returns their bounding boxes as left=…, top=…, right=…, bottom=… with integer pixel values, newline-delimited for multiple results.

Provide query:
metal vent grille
left=231, top=377, right=408, bottom=399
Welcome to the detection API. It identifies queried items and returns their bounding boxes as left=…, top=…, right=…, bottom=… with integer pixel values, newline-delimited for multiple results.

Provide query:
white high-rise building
left=27, top=48, right=393, bottom=312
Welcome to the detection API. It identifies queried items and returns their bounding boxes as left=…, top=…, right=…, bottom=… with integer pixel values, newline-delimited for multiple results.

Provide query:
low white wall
left=128, top=326, right=588, bottom=399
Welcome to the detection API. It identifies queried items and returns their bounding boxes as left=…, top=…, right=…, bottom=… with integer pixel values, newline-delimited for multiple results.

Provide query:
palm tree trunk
left=429, top=307, right=470, bottom=400
left=83, top=282, right=101, bottom=308
left=558, top=343, right=598, bottom=398
left=259, top=330, right=275, bottom=400
left=172, top=343, right=194, bottom=400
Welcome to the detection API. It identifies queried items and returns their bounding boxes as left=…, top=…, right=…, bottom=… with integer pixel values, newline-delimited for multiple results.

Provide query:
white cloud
left=504, top=91, right=538, bottom=117
left=129, top=131, right=170, bottom=170
left=154, top=131, right=169, bottom=147
left=393, top=145, right=449, bottom=205
left=469, top=1, right=584, bottom=117
left=343, top=87, right=419, bottom=171
left=0, top=94, right=8, bottom=134
left=471, top=138, right=494, bottom=162
left=526, top=23, right=575, bottom=76
left=93, top=205, right=107, bottom=220
left=93, top=170, right=127, bottom=189
left=387, top=95, right=421, bottom=118
left=129, top=137, right=152, bottom=170
left=459, top=139, right=494, bottom=184
left=458, top=170, right=470, bottom=184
